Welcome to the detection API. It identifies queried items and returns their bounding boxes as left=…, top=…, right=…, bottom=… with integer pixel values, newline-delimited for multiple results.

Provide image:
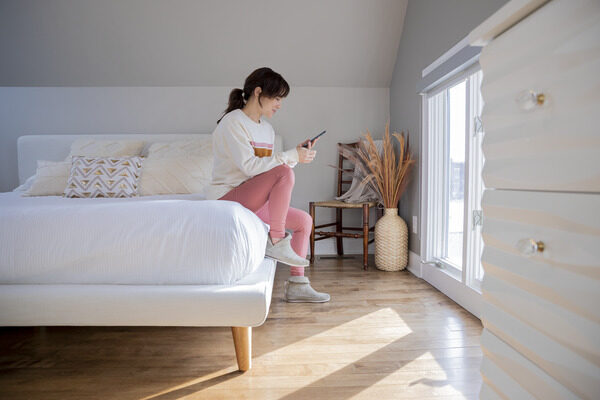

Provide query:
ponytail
left=217, top=67, right=290, bottom=124
left=216, top=88, right=246, bottom=124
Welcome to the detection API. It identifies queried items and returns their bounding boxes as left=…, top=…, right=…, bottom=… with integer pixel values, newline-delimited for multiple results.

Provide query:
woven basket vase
left=375, top=208, right=408, bottom=271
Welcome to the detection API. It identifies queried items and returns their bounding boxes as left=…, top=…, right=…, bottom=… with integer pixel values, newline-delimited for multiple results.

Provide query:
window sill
left=437, top=259, right=483, bottom=295
left=411, top=253, right=483, bottom=319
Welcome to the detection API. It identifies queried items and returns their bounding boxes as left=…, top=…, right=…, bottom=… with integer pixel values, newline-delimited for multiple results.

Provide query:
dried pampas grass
left=338, top=122, right=415, bottom=209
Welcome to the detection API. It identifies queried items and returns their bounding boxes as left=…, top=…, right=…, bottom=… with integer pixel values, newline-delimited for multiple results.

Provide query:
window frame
left=419, top=63, right=485, bottom=316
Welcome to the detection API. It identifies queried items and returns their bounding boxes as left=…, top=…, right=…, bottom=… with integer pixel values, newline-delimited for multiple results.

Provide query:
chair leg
left=309, top=202, right=315, bottom=263
left=363, top=204, right=369, bottom=270
left=336, top=208, right=344, bottom=255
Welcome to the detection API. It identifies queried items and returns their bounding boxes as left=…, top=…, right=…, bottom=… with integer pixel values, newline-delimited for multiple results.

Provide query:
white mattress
left=0, top=191, right=269, bottom=285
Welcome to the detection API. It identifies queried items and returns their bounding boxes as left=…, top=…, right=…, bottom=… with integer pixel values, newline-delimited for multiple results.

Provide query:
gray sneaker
left=284, top=276, right=331, bottom=303
left=265, top=233, right=309, bottom=267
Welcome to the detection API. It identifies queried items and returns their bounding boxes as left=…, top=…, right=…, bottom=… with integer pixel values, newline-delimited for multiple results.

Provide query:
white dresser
left=469, top=0, right=600, bottom=398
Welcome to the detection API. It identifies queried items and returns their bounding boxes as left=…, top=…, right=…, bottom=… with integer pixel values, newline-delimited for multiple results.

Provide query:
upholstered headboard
left=17, top=133, right=284, bottom=184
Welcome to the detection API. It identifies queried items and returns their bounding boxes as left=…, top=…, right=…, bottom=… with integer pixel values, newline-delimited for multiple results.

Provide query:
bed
left=0, top=133, right=283, bottom=371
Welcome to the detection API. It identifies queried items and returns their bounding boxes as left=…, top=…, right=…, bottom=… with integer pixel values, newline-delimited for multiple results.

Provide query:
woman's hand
left=297, top=138, right=318, bottom=164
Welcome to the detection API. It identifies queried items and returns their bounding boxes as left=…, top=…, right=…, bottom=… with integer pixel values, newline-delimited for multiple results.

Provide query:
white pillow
left=66, top=139, right=145, bottom=159
left=13, top=174, right=37, bottom=192
left=22, top=160, right=70, bottom=196
left=139, top=156, right=212, bottom=196
left=64, top=156, right=143, bottom=198
left=139, top=139, right=213, bottom=196
left=146, top=138, right=212, bottom=158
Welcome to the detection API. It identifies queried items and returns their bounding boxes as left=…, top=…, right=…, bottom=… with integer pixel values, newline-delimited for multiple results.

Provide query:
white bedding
left=0, top=191, right=269, bottom=285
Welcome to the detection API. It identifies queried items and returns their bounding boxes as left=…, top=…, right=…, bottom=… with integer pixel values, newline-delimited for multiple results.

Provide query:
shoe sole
left=285, top=298, right=330, bottom=303
left=265, top=255, right=309, bottom=267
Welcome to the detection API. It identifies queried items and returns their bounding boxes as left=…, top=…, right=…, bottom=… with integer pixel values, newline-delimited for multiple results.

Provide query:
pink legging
left=218, top=164, right=311, bottom=276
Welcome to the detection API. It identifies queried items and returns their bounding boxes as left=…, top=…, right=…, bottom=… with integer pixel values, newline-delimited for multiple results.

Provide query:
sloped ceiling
left=0, top=0, right=407, bottom=87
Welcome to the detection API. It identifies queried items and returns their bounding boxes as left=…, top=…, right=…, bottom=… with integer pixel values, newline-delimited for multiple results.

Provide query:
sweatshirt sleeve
left=222, top=118, right=299, bottom=177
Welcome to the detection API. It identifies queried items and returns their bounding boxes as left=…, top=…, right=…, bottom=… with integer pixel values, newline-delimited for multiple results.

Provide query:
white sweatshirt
left=205, top=108, right=299, bottom=200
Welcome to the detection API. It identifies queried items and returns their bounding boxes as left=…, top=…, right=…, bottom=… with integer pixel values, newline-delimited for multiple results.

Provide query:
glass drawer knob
left=516, top=238, right=545, bottom=255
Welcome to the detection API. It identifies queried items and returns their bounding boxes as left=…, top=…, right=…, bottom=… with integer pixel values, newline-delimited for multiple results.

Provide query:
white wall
left=0, top=86, right=389, bottom=254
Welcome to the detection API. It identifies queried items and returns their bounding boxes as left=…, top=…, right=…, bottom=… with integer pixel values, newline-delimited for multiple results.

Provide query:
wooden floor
left=0, top=256, right=483, bottom=399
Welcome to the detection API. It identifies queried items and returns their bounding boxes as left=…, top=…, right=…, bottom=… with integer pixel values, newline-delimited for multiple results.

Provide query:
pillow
left=139, top=156, right=213, bottom=196
left=63, top=156, right=143, bottom=198
left=66, top=139, right=145, bottom=159
left=138, top=138, right=213, bottom=196
left=146, top=138, right=212, bottom=158
left=22, top=160, right=71, bottom=196
left=13, top=174, right=37, bottom=192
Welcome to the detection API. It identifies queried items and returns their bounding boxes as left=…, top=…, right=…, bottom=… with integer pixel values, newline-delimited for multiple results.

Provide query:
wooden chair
left=309, top=142, right=377, bottom=270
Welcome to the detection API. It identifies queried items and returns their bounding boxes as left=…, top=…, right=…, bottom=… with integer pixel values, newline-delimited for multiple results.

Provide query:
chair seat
left=313, top=200, right=377, bottom=209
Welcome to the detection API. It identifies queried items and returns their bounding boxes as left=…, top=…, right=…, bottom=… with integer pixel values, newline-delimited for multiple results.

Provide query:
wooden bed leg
left=231, top=326, right=252, bottom=371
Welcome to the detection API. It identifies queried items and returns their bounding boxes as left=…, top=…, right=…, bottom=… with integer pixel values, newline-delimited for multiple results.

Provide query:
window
left=422, top=66, right=485, bottom=295
left=446, top=80, right=466, bottom=269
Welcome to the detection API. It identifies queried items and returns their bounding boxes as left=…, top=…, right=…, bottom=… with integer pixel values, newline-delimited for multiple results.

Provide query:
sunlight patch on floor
left=140, top=307, right=411, bottom=398
left=139, top=366, right=239, bottom=400
left=355, top=384, right=475, bottom=399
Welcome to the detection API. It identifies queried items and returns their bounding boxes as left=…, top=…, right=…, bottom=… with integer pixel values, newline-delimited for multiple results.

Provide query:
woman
left=207, top=67, right=330, bottom=303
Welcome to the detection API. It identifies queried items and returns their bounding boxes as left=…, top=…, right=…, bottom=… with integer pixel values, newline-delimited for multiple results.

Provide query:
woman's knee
left=274, top=164, right=295, bottom=184
left=286, top=208, right=313, bottom=234
left=298, top=210, right=313, bottom=233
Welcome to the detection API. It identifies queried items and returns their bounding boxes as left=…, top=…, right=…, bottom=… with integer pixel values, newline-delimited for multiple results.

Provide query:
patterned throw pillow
left=64, top=156, right=143, bottom=198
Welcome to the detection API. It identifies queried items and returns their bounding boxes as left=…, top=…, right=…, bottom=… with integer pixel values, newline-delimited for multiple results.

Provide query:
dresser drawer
left=481, top=189, right=600, bottom=398
left=479, top=0, right=600, bottom=192
left=480, top=329, right=578, bottom=399
left=481, top=189, right=600, bottom=319
left=480, top=382, right=505, bottom=400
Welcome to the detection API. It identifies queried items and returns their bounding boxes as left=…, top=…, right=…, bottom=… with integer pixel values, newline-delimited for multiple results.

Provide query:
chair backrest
left=336, top=142, right=359, bottom=197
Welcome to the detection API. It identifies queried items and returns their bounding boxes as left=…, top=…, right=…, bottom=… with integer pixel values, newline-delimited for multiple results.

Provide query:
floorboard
left=0, top=256, right=483, bottom=399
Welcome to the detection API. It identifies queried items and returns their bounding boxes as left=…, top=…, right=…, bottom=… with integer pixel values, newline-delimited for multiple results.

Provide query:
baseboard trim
left=407, top=251, right=422, bottom=278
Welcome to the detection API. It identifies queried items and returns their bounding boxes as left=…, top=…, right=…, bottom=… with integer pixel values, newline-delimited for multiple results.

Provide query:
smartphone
left=302, top=130, right=327, bottom=148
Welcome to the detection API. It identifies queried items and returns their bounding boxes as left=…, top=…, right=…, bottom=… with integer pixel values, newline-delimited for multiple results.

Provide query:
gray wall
left=0, top=86, right=388, bottom=256
left=389, top=0, right=508, bottom=255
left=0, top=0, right=406, bottom=87
left=0, top=0, right=407, bottom=255
left=1, top=0, right=513, bottom=256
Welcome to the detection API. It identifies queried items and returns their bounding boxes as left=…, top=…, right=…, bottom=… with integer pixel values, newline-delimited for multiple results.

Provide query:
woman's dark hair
left=217, top=67, right=290, bottom=124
